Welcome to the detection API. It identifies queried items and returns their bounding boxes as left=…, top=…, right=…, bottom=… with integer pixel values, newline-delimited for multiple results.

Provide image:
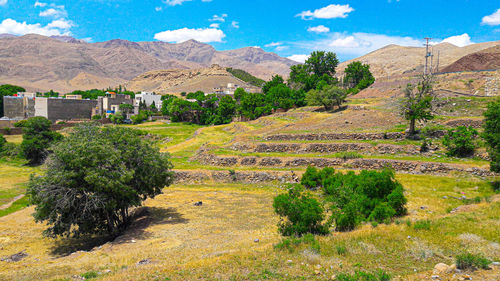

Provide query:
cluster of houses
left=212, top=83, right=260, bottom=96
left=2, top=91, right=162, bottom=123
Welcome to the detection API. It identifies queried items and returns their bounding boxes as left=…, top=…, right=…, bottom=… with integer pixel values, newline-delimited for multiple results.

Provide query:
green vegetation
left=273, top=184, right=329, bottom=236
left=306, top=85, right=347, bottom=111
left=456, top=253, right=491, bottom=270
left=335, top=270, right=390, bottom=281
left=27, top=124, right=174, bottom=237
left=289, top=51, right=339, bottom=92
left=442, top=126, right=478, bottom=157
left=401, top=75, right=435, bottom=136
left=20, top=117, right=62, bottom=165
left=482, top=100, right=499, bottom=172
left=226, top=67, right=265, bottom=87
left=343, top=61, right=376, bottom=95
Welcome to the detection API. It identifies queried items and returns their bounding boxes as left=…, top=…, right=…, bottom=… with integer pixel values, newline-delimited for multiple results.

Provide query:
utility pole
left=424, top=37, right=432, bottom=75
left=436, top=51, right=440, bottom=73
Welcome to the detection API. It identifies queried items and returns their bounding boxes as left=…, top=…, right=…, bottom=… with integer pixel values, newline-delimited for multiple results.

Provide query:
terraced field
left=0, top=77, right=498, bottom=280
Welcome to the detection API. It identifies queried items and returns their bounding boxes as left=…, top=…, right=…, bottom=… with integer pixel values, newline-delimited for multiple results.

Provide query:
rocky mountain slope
left=337, top=41, right=500, bottom=79
left=125, top=64, right=259, bottom=94
left=0, top=34, right=295, bottom=93
left=442, top=45, right=500, bottom=73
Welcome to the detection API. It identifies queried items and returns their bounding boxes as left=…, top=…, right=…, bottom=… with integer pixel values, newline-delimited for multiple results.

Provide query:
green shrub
left=335, top=270, right=390, bottom=281
left=274, top=233, right=320, bottom=253
left=336, top=244, right=347, bottom=255
left=273, top=184, right=329, bottom=236
left=13, top=120, right=28, bottom=128
left=442, top=126, right=478, bottom=157
left=335, top=202, right=361, bottom=231
left=334, top=151, right=363, bottom=160
left=456, top=253, right=491, bottom=270
left=413, top=219, right=431, bottom=230
left=421, top=124, right=447, bottom=138
left=80, top=271, right=99, bottom=279
left=368, top=203, right=396, bottom=223
left=20, top=117, right=62, bottom=165
left=1, top=142, right=20, bottom=157
left=301, top=166, right=320, bottom=189
left=0, top=134, right=5, bottom=153
left=482, top=100, right=500, bottom=172
left=91, top=114, right=102, bottom=120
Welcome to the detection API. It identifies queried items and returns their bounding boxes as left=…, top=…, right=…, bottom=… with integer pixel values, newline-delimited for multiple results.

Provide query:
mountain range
left=0, top=34, right=296, bottom=93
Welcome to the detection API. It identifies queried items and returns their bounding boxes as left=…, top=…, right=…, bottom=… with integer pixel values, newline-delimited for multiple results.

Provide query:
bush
left=336, top=244, right=347, bottom=255
left=1, top=142, right=20, bottom=157
left=456, top=253, right=491, bottom=270
left=273, top=185, right=329, bottom=236
left=368, top=202, right=396, bottom=223
left=335, top=270, right=390, bottom=281
left=0, top=134, right=5, bottom=153
left=413, top=219, right=431, bottom=230
left=27, top=124, right=174, bottom=237
left=20, top=117, right=62, bottom=165
left=442, top=126, right=478, bottom=157
left=91, top=114, right=103, bottom=120
left=274, top=233, right=320, bottom=253
left=301, top=166, right=320, bottom=189
left=482, top=100, right=500, bottom=172
left=334, top=151, right=363, bottom=160
left=13, top=120, right=28, bottom=128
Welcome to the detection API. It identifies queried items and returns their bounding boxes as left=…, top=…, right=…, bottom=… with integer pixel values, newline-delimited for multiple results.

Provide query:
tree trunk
left=409, top=119, right=416, bottom=136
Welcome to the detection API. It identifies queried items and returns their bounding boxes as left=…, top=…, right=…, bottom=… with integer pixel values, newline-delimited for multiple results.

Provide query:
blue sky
left=0, top=0, right=499, bottom=62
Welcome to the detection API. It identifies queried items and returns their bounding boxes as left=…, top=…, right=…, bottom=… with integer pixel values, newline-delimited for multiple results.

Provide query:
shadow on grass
left=314, top=106, right=348, bottom=113
left=49, top=206, right=188, bottom=257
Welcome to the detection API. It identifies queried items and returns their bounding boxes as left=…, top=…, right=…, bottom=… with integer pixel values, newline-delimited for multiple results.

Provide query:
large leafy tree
left=265, top=84, right=294, bottom=110
left=262, top=75, right=286, bottom=94
left=289, top=51, right=339, bottom=92
left=239, top=92, right=270, bottom=120
left=343, top=61, right=375, bottom=93
left=20, top=117, right=62, bottom=165
left=214, top=95, right=236, bottom=125
left=483, top=100, right=500, bottom=172
left=400, top=75, right=435, bottom=136
left=28, top=124, right=174, bottom=237
left=306, top=85, right=347, bottom=111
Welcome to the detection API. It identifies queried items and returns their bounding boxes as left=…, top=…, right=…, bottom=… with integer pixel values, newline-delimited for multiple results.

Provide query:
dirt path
left=0, top=194, right=24, bottom=210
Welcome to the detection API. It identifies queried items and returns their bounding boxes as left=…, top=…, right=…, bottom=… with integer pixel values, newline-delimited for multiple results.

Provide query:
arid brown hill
left=337, top=41, right=500, bottom=79
left=441, top=45, right=500, bottom=73
left=125, top=64, right=259, bottom=95
left=0, top=34, right=296, bottom=93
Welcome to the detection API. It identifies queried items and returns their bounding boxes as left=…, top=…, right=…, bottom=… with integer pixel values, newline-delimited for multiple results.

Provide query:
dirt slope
left=441, top=45, right=500, bottom=72
left=337, top=41, right=500, bottom=79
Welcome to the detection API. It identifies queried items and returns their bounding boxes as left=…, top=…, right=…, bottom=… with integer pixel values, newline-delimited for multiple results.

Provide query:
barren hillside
left=337, top=41, right=500, bottom=79
left=125, top=64, right=257, bottom=94
left=0, top=35, right=296, bottom=93
left=442, top=45, right=500, bottom=72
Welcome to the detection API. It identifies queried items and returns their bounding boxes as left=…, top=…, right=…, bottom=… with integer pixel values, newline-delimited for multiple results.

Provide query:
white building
left=135, top=92, right=162, bottom=108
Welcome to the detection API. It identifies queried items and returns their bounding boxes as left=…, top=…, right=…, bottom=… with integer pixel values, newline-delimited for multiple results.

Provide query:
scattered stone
left=420, top=206, right=428, bottom=210
left=1, top=250, right=28, bottom=262
left=102, top=269, right=112, bottom=274
left=254, top=239, right=259, bottom=243
left=407, top=235, right=412, bottom=239
left=314, top=270, right=321, bottom=275
left=315, top=264, right=322, bottom=269
left=194, top=201, right=203, bottom=206
left=286, top=260, right=293, bottom=264
left=431, top=275, right=440, bottom=280
left=492, top=261, right=500, bottom=266
left=433, top=263, right=450, bottom=274
left=137, top=258, right=152, bottom=265
left=443, top=196, right=448, bottom=199
left=463, top=275, right=471, bottom=280
left=130, top=240, right=136, bottom=243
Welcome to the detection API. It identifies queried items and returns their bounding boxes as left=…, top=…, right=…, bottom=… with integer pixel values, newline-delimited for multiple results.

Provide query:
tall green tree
left=214, top=95, right=236, bottom=125
left=343, top=61, right=375, bottom=93
left=289, top=51, right=339, bottom=92
left=266, top=84, right=294, bottom=110
left=400, top=75, right=434, bottom=136
left=20, top=117, right=62, bottom=165
left=239, top=92, right=270, bottom=120
left=27, top=124, right=174, bottom=237
left=483, top=100, right=500, bottom=172
left=306, top=85, right=347, bottom=111
left=262, top=75, right=286, bottom=94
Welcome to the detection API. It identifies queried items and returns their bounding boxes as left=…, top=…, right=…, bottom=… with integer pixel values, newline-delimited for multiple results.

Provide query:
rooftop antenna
left=424, top=37, right=432, bottom=75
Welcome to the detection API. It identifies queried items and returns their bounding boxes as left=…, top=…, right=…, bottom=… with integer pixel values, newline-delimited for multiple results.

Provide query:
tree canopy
left=400, top=75, right=435, bottom=136
left=27, top=124, right=174, bottom=237
left=20, top=117, right=62, bottom=165
left=0, top=84, right=26, bottom=117
left=483, top=100, right=500, bottom=173
left=343, top=61, right=375, bottom=94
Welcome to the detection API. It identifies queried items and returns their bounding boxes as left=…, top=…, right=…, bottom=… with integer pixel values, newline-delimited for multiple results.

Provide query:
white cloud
left=164, top=0, right=192, bottom=6
left=46, top=19, right=73, bottom=29
left=482, top=9, right=500, bottom=26
left=39, top=8, right=67, bottom=18
left=231, top=21, right=239, bottom=28
left=297, top=4, right=354, bottom=20
left=0, top=0, right=7, bottom=6
left=288, top=54, right=310, bottom=63
left=209, top=23, right=219, bottom=28
left=276, top=45, right=288, bottom=51
left=155, top=6, right=162, bottom=11
left=308, top=25, right=330, bottom=33
left=154, top=27, right=225, bottom=43
left=441, top=33, right=473, bottom=47
left=209, top=14, right=227, bottom=22
left=295, top=32, right=422, bottom=57
left=0, top=18, right=71, bottom=36
left=34, top=1, right=47, bottom=7
left=265, top=42, right=282, bottom=47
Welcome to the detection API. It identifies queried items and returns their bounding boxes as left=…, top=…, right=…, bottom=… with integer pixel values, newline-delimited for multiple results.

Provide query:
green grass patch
left=0, top=195, right=29, bottom=217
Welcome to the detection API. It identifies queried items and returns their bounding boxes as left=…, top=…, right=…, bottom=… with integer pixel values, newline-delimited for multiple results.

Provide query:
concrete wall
left=3, top=96, right=24, bottom=119
left=34, top=97, right=48, bottom=118
left=45, top=99, right=97, bottom=121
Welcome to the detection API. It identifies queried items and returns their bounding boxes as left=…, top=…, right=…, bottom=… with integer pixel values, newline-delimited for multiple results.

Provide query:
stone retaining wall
left=173, top=170, right=298, bottom=184
left=264, top=132, right=406, bottom=141
left=445, top=119, right=483, bottom=128
left=231, top=142, right=421, bottom=155
left=195, top=153, right=495, bottom=177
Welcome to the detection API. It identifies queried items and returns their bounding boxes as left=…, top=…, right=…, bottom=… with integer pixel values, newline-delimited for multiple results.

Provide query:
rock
left=286, top=260, right=293, bottom=264
left=315, top=264, right=321, bottom=269
left=463, top=275, right=471, bottom=280
left=433, top=263, right=450, bottom=275
left=254, top=239, right=259, bottom=243
left=130, top=240, right=136, bottom=243
left=314, top=270, right=321, bottom=275
left=137, top=258, right=152, bottom=265
left=194, top=201, right=203, bottom=206
left=431, top=275, right=440, bottom=280
left=443, top=196, right=448, bottom=199
left=420, top=206, right=428, bottom=210
left=407, top=235, right=412, bottom=239
left=449, top=264, right=456, bottom=272
left=103, top=269, right=112, bottom=274
left=1, top=250, right=28, bottom=262
left=492, top=261, right=500, bottom=266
